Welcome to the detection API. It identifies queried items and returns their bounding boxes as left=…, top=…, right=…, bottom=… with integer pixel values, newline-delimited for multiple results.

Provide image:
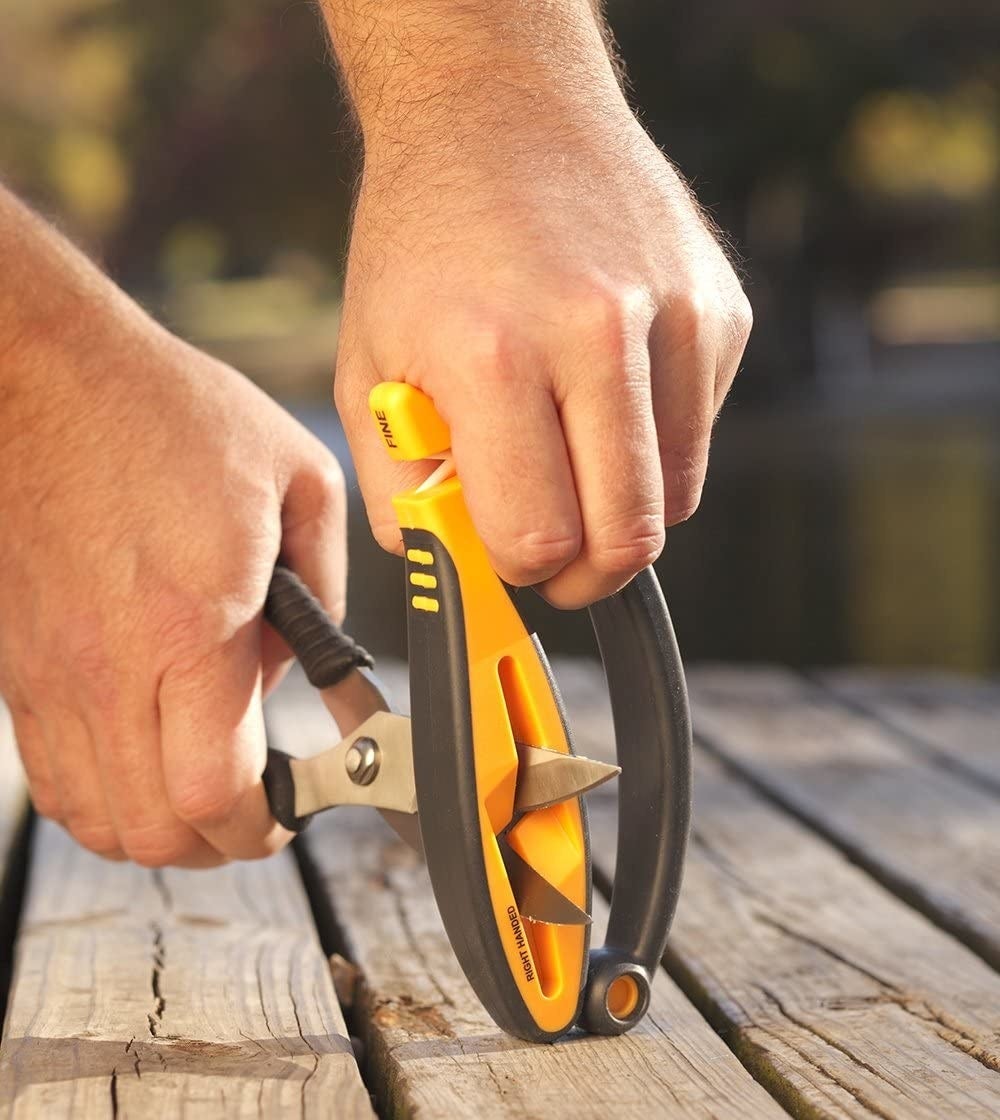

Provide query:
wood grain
left=685, top=666, right=1000, bottom=971
left=819, top=669, right=1000, bottom=791
left=268, top=672, right=788, bottom=1120
left=558, top=663, right=1000, bottom=1120
left=0, top=820, right=373, bottom=1119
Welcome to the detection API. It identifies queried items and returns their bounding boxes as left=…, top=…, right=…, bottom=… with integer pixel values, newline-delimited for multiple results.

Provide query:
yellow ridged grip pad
left=369, top=382, right=588, bottom=1037
left=369, top=381, right=452, bottom=461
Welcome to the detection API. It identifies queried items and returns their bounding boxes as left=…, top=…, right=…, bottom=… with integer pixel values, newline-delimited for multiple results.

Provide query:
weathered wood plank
left=558, top=663, right=1000, bottom=1120
left=684, top=666, right=1000, bottom=972
left=818, top=669, right=1000, bottom=791
left=0, top=822, right=373, bottom=1119
left=268, top=672, right=788, bottom=1120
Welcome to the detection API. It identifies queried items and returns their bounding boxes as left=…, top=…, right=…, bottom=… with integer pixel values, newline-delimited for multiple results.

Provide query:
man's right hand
left=0, top=189, right=346, bottom=867
left=324, top=0, right=752, bottom=611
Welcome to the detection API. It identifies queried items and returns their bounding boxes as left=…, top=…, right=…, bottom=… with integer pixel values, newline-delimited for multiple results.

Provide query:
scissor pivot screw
left=345, top=738, right=381, bottom=786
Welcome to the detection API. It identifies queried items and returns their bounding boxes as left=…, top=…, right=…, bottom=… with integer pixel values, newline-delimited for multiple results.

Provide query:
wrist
left=0, top=190, right=147, bottom=381
left=322, top=0, right=629, bottom=164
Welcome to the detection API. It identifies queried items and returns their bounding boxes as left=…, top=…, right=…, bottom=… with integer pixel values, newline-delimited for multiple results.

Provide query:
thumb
left=159, top=629, right=290, bottom=860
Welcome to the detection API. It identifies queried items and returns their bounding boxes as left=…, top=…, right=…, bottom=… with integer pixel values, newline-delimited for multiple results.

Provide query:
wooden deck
left=0, top=665, right=998, bottom=1118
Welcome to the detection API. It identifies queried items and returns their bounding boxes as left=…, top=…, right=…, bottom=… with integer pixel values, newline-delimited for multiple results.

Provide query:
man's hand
left=0, top=189, right=345, bottom=867
left=324, top=0, right=752, bottom=608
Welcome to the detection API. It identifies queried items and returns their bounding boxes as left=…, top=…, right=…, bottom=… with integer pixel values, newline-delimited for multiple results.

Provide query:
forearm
left=0, top=185, right=173, bottom=470
left=0, top=185, right=148, bottom=376
left=319, top=0, right=628, bottom=161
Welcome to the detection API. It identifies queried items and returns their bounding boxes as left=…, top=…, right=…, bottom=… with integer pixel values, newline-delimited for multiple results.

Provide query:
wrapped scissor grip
left=265, top=564, right=372, bottom=689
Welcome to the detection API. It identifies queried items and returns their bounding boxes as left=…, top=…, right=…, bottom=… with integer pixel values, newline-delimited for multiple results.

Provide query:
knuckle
left=661, top=443, right=709, bottom=526
left=498, top=527, right=582, bottom=584
left=589, top=515, right=665, bottom=576
left=573, top=284, right=649, bottom=366
left=282, top=461, right=348, bottom=562
left=240, top=830, right=291, bottom=863
left=149, top=594, right=211, bottom=660
left=664, top=497, right=701, bottom=525
left=30, top=786, right=62, bottom=821
left=665, top=290, right=712, bottom=351
left=663, top=470, right=704, bottom=525
left=333, top=343, right=370, bottom=414
left=370, top=517, right=404, bottom=556
left=729, top=291, right=754, bottom=343
left=588, top=290, right=629, bottom=341
left=169, top=782, right=243, bottom=829
left=716, top=290, right=753, bottom=365
left=458, top=319, right=518, bottom=385
left=59, top=614, right=120, bottom=709
left=120, top=825, right=194, bottom=869
left=320, top=458, right=347, bottom=505
left=17, top=649, right=53, bottom=698
left=332, top=365, right=354, bottom=412
left=67, top=819, right=121, bottom=858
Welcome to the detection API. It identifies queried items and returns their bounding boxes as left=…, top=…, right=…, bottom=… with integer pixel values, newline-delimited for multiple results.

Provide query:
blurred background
left=1, top=0, right=998, bottom=668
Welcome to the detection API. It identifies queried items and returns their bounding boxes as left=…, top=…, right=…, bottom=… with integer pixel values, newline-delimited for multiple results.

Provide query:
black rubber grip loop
left=264, top=564, right=373, bottom=689
left=262, top=746, right=312, bottom=832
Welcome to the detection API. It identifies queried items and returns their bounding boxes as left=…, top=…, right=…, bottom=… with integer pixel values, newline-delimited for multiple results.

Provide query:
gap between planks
left=815, top=669, right=1000, bottom=795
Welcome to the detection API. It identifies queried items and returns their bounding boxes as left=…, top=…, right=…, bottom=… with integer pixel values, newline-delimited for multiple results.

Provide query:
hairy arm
left=318, top=0, right=751, bottom=608
left=322, top=1, right=622, bottom=143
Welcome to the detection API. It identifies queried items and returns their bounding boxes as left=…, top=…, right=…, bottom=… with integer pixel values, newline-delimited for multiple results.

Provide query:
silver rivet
left=345, top=737, right=380, bottom=786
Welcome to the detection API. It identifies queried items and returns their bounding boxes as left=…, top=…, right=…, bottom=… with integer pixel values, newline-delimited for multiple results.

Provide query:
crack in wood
left=893, top=998, right=1000, bottom=1074
left=757, top=916, right=1000, bottom=1074
left=289, top=985, right=321, bottom=1118
left=753, top=982, right=906, bottom=1120
left=739, top=1019, right=873, bottom=1120
left=481, top=1058, right=507, bottom=1102
left=256, top=944, right=278, bottom=1045
left=147, top=922, right=166, bottom=1039
left=151, top=868, right=172, bottom=912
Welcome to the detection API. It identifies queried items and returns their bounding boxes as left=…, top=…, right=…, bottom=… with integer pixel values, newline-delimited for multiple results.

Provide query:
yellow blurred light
left=161, top=223, right=228, bottom=286
left=844, top=88, right=999, bottom=201
left=870, top=274, right=1000, bottom=345
left=46, top=129, right=129, bottom=231
left=60, top=31, right=137, bottom=123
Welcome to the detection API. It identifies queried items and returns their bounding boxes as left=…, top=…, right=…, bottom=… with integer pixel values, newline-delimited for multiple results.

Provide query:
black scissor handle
left=580, top=565, right=692, bottom=1034
left=265, top=565, right=373, bottom=689
left=262, top=564, right=374, bottom=831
